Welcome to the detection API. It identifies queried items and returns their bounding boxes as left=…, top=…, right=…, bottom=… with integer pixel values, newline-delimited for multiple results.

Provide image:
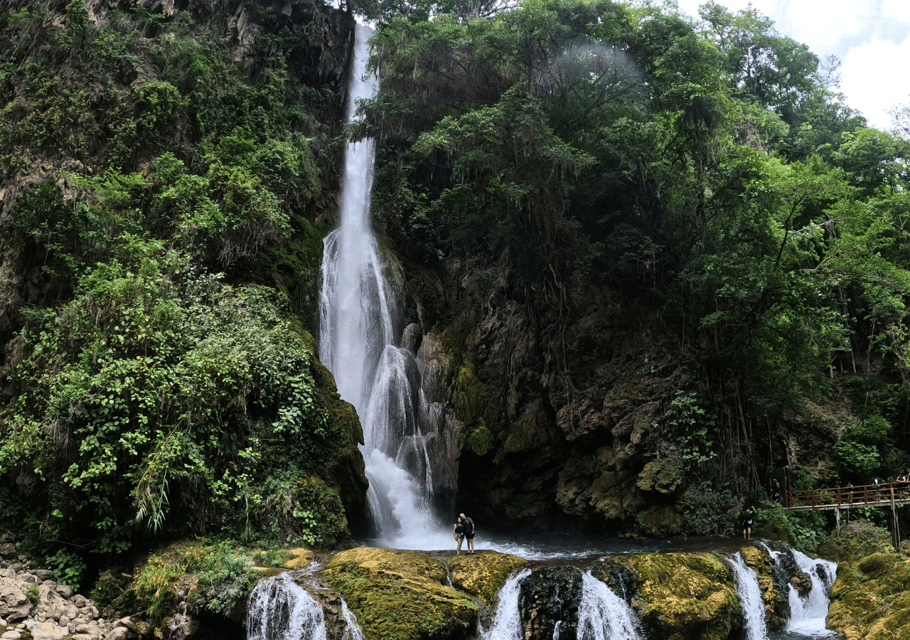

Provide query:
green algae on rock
left=621, top=552, right=740, bottom=640
left=827, top=552, right=910, bottom=640
left=322, top=548, right=478, bottom=640
left=446, top=552, right=528, bottom=606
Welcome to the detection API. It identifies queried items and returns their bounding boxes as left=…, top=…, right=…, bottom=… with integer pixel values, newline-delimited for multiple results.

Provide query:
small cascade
left=576, top=571, right=643, bottom=640
left=166, top=600, right=189, bottom=640
left=479, top=568, right=532, bottom=640
left=728, top=552, right=767, bottom=640
left=787, top=550, right=838, bottom=637
left=341, top=599, right=365, bottom=640
left=247, top=574, right=327, bottom=640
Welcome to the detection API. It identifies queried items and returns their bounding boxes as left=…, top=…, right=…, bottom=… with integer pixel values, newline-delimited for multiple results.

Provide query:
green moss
left=857, top=552, right=898, bottom=579
left=621, top=553, right=739, bottom=640
left=323, top=548, right=478, bottom=640
left=466, top=425, right=495, bottom=457
left=446, top=552, right=528, bottom=605
left=255, top=218, right=324, bottom=332
left=828, top=553, right=910, bottom=640
left=636, top=456, right=683, bottom=494
left=635, top=505, right=684, bottom=537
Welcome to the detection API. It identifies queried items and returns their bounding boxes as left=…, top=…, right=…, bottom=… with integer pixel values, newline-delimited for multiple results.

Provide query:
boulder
left=323, top=547, right=478, bottom=640
left=0, top=576, right=33, bottom=621
left=447, top=552, right=528, bottom=605
left=22, top=619, right=69, bottom=640
left=621, top=552, right=740, bottom=640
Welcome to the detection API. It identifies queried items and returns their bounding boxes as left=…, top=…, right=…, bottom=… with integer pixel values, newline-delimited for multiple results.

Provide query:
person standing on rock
left=460, top=513, right=475, bottom=554
left=741, top=505, right=756, bottom=540
left=454, top=516, right=465, bottom=554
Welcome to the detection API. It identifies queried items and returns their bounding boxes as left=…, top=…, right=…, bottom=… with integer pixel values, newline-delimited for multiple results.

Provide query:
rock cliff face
left=404, top=255, right=686, bottom=536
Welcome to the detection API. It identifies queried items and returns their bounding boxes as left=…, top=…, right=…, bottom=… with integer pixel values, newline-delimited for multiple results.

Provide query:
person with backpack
left=741, top=505, right=756, bottom=540
left=460, top=513, right=475, bottom=554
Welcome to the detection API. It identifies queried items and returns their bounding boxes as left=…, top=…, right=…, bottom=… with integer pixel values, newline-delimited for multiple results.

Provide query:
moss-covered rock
left=636, top=456, right=684, bottom=495
left=446, top=552, right=527, bottom=606
left=817, top=522, right=894, bottom=562
left=620, top=552, right=739, bottom=640
left=634, top=504, right=684, bottom=537
left=322, top=548, right=478, bottom=640
left=741, top=546, right=786, bottom=628
left=827, top=552, right=910, bottom=640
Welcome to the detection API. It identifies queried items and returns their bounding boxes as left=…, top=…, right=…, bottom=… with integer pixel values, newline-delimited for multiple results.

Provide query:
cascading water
left=786, top=550, right=837, bottom=637
left=479, top=568, right=532, bottom=640
left=728, top=552, right=767, bottom=640
left=247, top=574, right=327, bottom=640
left=341, top=599, right=366, bottom=640
left=318, top=23, right=450, bottom=547
left=576, top=571, right=643, bottom=640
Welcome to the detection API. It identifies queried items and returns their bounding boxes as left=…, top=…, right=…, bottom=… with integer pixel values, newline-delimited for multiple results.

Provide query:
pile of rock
left=0, top=536, right=144, bottom=640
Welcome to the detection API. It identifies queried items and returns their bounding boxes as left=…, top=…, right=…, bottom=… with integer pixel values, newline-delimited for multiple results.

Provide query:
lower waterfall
left=728, top=552, right=767, bottom=640
left=577, top=571, right=643, bottom=640
left=786, top=550, right=838, bottom=637
left=247, top=574, right=326, bottom=640
left=479, top=568, right=532, bottom=640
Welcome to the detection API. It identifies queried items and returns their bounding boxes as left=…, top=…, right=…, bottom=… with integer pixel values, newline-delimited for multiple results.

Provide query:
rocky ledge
left=0, top=541, right=145, bottom=640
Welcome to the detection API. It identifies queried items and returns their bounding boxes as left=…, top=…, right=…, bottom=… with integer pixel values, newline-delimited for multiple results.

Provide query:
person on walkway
left=460, top=513, right=475, bottom=554
left=741, top=505, right=756, bottom=540
left=453, top=516, right=465, bottom=555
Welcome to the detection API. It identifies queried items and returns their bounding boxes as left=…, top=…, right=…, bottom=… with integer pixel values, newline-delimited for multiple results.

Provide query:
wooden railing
left=787, top=482, right=910, bottom=509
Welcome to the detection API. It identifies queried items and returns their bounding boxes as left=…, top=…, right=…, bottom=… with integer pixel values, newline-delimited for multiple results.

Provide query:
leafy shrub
left=187, top=542, right=259, bottom=618
left=679, top=482, right=737, bottom=536
left=0, top=240, right=338, bottom=553
left=756, top=504, right=825, bottom=553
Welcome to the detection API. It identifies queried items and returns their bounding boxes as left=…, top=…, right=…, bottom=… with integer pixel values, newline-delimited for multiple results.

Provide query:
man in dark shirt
left=460, top=512, right=475, bottom=554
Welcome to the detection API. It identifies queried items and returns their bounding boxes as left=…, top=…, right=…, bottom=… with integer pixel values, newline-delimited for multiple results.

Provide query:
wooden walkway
left=785, top=482, right=910, bottom=547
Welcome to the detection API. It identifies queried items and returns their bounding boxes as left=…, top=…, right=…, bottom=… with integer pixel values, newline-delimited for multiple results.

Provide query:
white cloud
left=778, top=1, right=872, bottom=52
left=666, top=0, right=910, bottom=131
left=841, top=35, right=910, bottom=129
left=882, top=0, right=910, bottom=25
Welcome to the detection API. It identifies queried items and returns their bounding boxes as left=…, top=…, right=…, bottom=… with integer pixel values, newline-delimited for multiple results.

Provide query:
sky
left=671, top=0, right=910, bottom=131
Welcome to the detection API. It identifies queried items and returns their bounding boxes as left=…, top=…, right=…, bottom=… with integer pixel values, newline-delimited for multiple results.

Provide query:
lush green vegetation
left=364, top=0, right=910, bottom=514
left=1, top=0, right=910, bottom=603
left=0, top=0, right=363, bottom=590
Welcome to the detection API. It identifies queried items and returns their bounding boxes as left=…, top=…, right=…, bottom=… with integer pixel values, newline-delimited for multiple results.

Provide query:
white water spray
left=318, top=23, right=451, bottom=547
left=246, top=574, right=327, bottom=640
left=576, top=571, right=643, bottom=640
left=479, top=568, right=532, bottom=640
left=787, top=549, right=838, bottom=637
left=341, top=599, right=365, bottom=640
left=728, top=552, right=767, bottom=640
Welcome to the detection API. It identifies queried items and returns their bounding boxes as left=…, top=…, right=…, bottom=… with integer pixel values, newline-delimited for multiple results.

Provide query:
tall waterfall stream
left=318, top=22, right=450, bottom=549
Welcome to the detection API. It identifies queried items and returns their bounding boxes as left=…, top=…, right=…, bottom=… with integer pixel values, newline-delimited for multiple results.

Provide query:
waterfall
left=576, top=571, right=643, bottom=640
left=341, top=599, right=365, bottom=640
left=479, top=568, right=532, bottom=640
left=318, top=23, right=448, bottom=547
left=728, top=552, right=767, bottom=640
left=786, top=549, right=838, bottom=637
left=247, top=574, right=327, bottom=640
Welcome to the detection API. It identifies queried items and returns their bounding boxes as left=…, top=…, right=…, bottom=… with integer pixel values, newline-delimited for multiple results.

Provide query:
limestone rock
left=103, top=626, right=130, bottom=640
left=323, top=547, right=478, bottom=640
left=22, top=619, right=69, bottom=640
left=0, top=576, right=32, bottom=621
left=447, top=553, right=528, bottom=606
